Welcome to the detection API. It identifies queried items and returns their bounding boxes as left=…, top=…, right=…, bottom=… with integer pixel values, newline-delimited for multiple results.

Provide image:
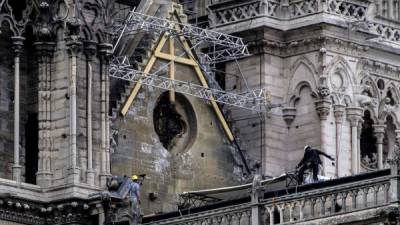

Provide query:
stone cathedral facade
left=0, top=0, right=399, bottom=224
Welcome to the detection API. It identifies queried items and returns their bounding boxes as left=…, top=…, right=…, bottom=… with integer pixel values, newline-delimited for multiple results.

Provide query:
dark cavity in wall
left=153, top=93, right=186, bottom=150
left=25, top=113, right=38, bottom=184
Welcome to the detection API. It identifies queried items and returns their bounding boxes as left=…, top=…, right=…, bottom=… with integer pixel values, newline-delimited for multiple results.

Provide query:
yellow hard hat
left=131, top=175, right=138, bottom=181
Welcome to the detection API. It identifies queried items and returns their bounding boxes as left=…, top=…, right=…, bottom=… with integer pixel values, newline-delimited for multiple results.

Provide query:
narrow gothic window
left=360, top=111, right=377, bottom=170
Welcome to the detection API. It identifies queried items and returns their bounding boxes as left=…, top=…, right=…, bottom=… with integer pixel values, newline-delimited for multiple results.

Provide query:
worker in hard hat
left=128, top=175, right=141, bottom=217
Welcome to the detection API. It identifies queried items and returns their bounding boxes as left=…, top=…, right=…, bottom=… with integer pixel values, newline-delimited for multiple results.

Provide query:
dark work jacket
left=298, top=148, right=331, bottom=166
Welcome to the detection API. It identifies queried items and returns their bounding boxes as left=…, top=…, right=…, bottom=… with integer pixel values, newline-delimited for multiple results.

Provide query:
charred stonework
left=153, top=95, right=186, bottom=150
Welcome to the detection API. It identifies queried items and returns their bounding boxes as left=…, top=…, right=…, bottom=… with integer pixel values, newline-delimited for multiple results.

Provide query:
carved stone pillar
left=395, top=130, right=400, bottom=146
left=333, top=104, right=345, bottom=177
left=388, top=142, right=400, bottom=203
left=99, top=43, right=113, bottom=186
left=251, top=174, right=262, bottom=225
left=35, top=41, right=55, bottom=187
left=373, top=124, right=386, bottom=170
left=315, top=99, right=331, bottom=175
left=66, top=19, right=82, bottom=183
left=84, top=40, right=96, bottom=186
left=11, top=36, right=24, bottom=183
left=357, top=120, right=363, bottom=173
left=346, top=107, right=363, bottom=175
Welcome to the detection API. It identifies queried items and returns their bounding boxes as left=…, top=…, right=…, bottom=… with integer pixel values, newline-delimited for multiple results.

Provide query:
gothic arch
left=286, top=56, right=318, bottom=103
left=82, top=25, right=93, bottom=40
left=0, top=14, right=19, bottom=36
left=360, top=75, right=380, bottom=99
left=325, top=56, right=357, bottom=85
left=386, top=82, right=400, bottom=105
left=288, top=81, right=318, bottom=107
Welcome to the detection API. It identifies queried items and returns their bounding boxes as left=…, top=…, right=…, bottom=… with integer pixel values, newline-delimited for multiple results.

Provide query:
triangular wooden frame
left=120, top=17, right=235, bottom=142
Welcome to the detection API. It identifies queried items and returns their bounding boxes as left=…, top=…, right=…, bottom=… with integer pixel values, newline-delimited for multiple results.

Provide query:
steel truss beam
left=110, top=57, right=272, bottom=112
left=111, top=11, right=250, bottom=63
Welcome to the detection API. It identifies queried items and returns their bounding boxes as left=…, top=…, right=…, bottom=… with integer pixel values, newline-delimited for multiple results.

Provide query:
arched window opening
left=386, top=91, right=396, bottom=106
left=24, top=113, right=38, bottom=184
left=384, top=116, right=396, bottom=168
left=360, top=111, right=377, bottom=170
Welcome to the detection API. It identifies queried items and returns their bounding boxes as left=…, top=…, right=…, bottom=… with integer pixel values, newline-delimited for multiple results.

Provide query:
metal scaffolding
left=108, top=7, right=280, bottom=114
left=111, top=11, right=250, bottom=63
left=110, top=57, right=272, bottom=112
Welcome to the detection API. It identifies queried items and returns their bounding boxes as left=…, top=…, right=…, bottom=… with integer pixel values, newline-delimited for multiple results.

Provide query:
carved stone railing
left=208, top=0, right=369, bottom=27
left=143, top=171, right=393, bottom=225
left=261, top=176, right=390, bottom=224
left=144, top=204, right=252, bottom=225
left=367, top=22, right=400, bottom=43
left=325, top=0, right=368, bottom=20
left=288, top=0, right=320, bottom=18
left=209, top=0, right=280, bottom=26
left=208, top=0, right=400, bottom=46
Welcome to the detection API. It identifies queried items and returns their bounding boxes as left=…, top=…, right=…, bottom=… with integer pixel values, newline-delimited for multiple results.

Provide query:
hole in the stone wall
left=296, top=126, right=299, bottom=129
left=201, top=153, right=204, bottom=157
left=377, top=79, right=385, bottom=90
left=123, top=135, right=126, bottom=139
left=153, top=92, right=197, bottom=152
left=25, top=113, right=38, bottom=184
left=154, top=95, right=186, bottom=149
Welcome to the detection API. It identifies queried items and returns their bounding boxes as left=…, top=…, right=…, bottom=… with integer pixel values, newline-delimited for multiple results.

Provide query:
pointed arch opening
left=360, top=110, right=377, bottom=171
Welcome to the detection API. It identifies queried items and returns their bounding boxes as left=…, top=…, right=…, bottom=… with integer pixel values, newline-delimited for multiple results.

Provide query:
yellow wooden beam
left=120, top=34, right=169, bottom=116
left=155, top=52, right=197, bottom=66
left=169, top=37, right=176, bottom=103
left=193, top=65, right=234, bottom=142
left=180, top=37, right=235, bottom=142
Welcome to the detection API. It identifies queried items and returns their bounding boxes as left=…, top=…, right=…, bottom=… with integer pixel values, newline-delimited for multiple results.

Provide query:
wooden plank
left=120, top=34, right=169, bottom=116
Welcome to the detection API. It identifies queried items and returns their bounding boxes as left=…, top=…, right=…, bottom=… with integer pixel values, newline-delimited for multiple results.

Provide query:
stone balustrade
left=325, top=0, right=368, bottom=20
left=209, top=0, right=280, bottom=26
left=143, top=170, right=394, bottom=225
left=288, top=0, right=320, bottom=18
left=208, top=0, right=400, bottom=45
left=144, top=204, right=252, bottom=225
left=261, top=176, right=390, bottom=224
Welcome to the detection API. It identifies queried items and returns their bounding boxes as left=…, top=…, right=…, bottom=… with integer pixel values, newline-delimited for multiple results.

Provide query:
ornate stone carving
left=289, top=0, right=319, bottom=18
left=282, top=107, right=297, bottom=127
left=333, top=104, right=346, bottom=124
left=326, top=0, right=367, bottom=20
left=315, top=99, right=332, bottom=120
left=346, top=107, right=363, bottom=127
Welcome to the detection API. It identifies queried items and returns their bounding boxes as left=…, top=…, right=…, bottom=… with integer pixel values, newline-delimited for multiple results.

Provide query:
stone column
left=99, top=43, right=113, bottom=186
left=11, top=36, right=24, bottom=183
left=84, top=40, right=96, bottom=186
left=357, top=120, right=363, bottom=173
left=35, top=41, right=55, bottom=187
left=388, top=143, right=400, bottom=203
left=66, top=34, right=82, bottom=184
left=251, top=174, right=262, bottom=225
left=333, top=104, right=345, bottom=177
left=315, top=99, right=331, bottom=175
left=373, top=124, right=386, bottom=170
left=346, top=107, right=363, bottom=175
left=395, top=130, right=400, bottom=146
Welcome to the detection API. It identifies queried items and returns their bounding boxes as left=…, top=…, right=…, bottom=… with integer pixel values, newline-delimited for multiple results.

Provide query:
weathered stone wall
left=0, top=34, right=16, bottom=180
left=111, top=61, right=239, bottom=214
